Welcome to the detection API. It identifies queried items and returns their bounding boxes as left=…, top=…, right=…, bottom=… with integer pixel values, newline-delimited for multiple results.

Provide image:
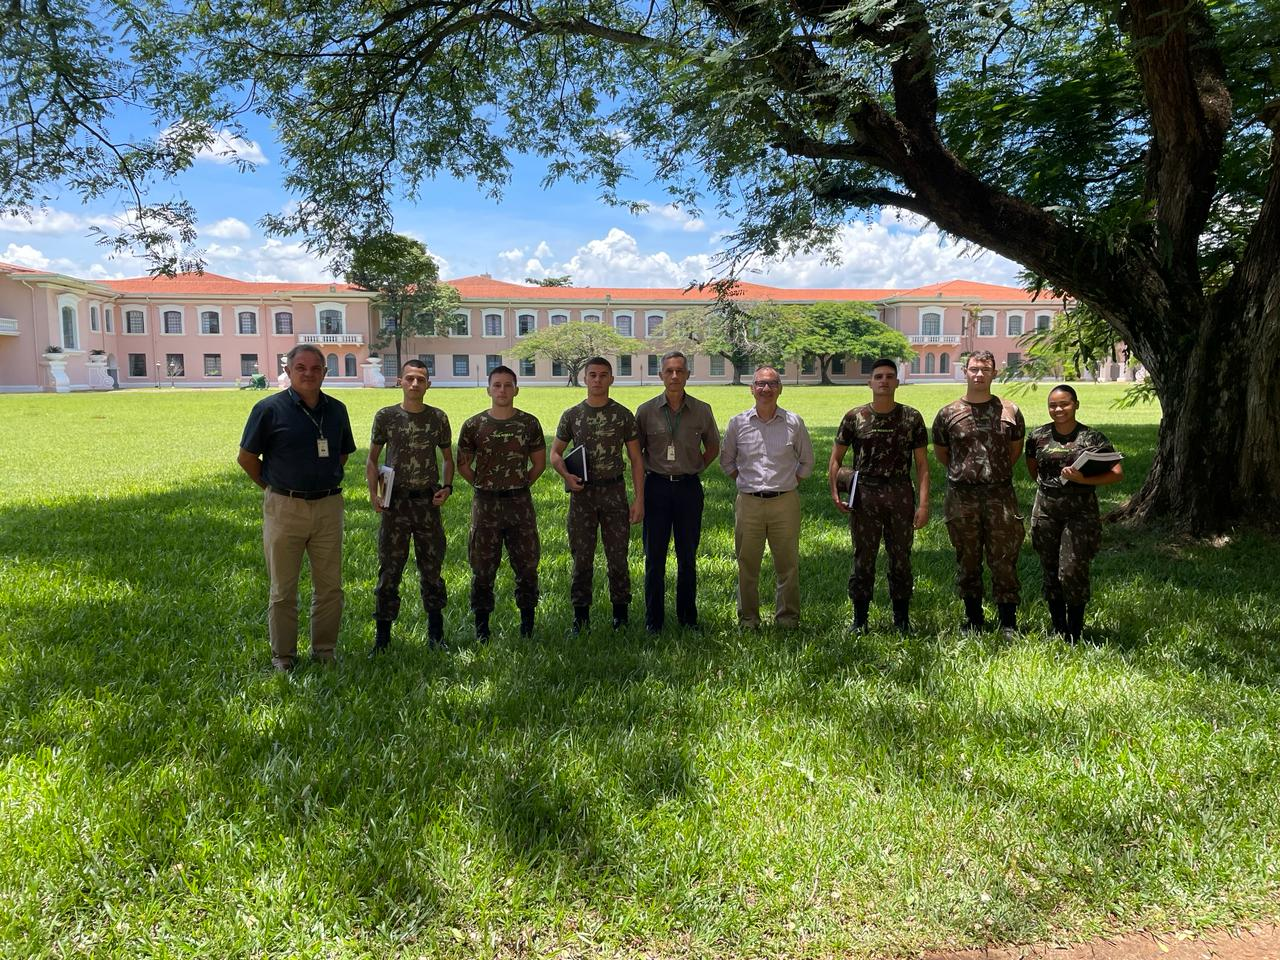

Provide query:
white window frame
left=451, top=312, right=471, bottom=338
left=344, top=353, right=358, bottom=377
left=920, top=311, right=941, bottom=336
left=57, top=294, right=80, bottom=351
left=199, top=306, right=223, bottom=336
left=127, top=352, right=148, bottom=377
left=104, top=307, right=114, bottom=333
left=482, top=311, right=504, bottom=338
left=517, top=313, right=536, bottom=337
left=1006, top=313, right=1024, bottom=337
left=452, top=353, right=469, bottom=377
left=316, top=302, right=346, bottom=335
left=549, top=312, right=567, bottom=327
left=614, top=314, right=633, bottom=337
left=235, top=307, right=259, bottom=336
left=123, top=306, right=146, bottom=336
left=160, top=305, right=184, bottom=336
left=582, top=312, right=601, bottom=324
left=203, top=353, right=222, bottom=377
left=645, top=313, right=665, bottom=338
left=977, top=314, right=996, bottom=337
left=273, top=308, right=295, bottom=335
left=1036, top=313, right=1052, bottom=331
left=89, top=304, right=100, bottom=333
left=166, top=353, right=186, bottom=377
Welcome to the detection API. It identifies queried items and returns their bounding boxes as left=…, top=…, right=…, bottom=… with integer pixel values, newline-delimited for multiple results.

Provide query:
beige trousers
left=262, top=490, right=345, bottom=663
left=733, top=490, right=802, bottom=628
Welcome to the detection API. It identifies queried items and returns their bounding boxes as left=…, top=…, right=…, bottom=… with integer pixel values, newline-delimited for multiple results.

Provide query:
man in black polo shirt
left=237, top=344, right=356, bottom=670
left=634, top=351, right=719, bottom=632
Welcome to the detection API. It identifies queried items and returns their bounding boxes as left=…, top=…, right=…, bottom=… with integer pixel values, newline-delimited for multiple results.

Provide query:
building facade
left=1, top=264, right=1129, bottom=393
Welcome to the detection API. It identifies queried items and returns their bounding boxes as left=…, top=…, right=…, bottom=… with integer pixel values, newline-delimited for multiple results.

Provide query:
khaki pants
left=262, top=490, right=345, bottom=664
left=733, top=490, right=802, bottom=628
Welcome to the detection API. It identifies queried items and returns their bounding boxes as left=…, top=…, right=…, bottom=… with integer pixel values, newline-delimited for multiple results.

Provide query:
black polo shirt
left=240, top=388, right=356, bottom=492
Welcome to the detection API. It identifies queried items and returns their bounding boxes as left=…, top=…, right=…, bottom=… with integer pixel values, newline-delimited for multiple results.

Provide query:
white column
left=42, top=353, right=71, bottom=393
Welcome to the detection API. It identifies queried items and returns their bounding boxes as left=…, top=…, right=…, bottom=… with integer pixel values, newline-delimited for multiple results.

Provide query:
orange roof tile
left=98, top=272, right=364, bottom=295
left=0, top=260, right=45, bottom=275
left=886, top=279, right=1051, bottom=302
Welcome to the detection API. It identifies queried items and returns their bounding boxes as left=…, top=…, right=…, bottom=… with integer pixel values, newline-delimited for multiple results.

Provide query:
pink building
left=0, top=263, right=1085, bottom=392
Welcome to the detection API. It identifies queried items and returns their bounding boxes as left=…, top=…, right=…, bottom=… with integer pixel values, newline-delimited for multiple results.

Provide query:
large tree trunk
left=819, top=356, right=833, bottom=386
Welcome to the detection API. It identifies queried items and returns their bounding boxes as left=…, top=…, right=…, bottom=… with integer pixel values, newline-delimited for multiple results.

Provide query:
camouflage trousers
left=469, top=490, right=540, bottom=613
left=848, top=478, right=916, bottom=603
left=567, top=479, right=631, bottom=607
left=1030, top=489, right=1102, bottom=605
left=943, top=482, right=1025, bottom=603
left=375, top=493, right=446, bottom=621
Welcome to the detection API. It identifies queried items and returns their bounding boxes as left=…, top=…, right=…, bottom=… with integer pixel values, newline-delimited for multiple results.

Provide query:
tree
left=9, top=0, right=1280, bottom=531
left=779, top=302, right=913, bottom=385
left=525, top=276, right=573, bottom=287
left=344, top=233, right=459, bottom=369
left=510, top=322, right=643, bottom=386
left=658, top=298, right=792, bottom=384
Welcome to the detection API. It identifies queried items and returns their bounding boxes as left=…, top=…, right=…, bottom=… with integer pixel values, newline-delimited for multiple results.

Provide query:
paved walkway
left=930, top=926, right=1280, bottom=960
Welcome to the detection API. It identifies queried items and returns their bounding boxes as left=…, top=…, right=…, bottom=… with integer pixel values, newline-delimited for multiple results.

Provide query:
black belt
left=270, top=486, right=342, bottom=500
left=646, top=471, right=699, bottom=482
left=746, top=490, right=788, bottom=499
left=397, top=486, right=439, bottom=500
left=583, top=475, right=624, bottom=487
left=475, top=486, right=529, bottom=499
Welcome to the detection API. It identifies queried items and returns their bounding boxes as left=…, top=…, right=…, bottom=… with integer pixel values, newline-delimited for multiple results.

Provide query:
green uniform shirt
left=370, top=404, right=451, bottom=488
left=931, top=395, right=1026, bottom=485
left=834, top=403, right=927, bottom=479
left=555, top=399, right=638, bottom=478
left=458, top=410, right=545, bottom=491
left=1025, top=422, right=1116, bottom=494
left=635, top=392, right=719, bottom=476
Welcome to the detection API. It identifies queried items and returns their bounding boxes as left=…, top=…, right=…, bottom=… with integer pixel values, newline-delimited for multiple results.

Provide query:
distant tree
left=779, top=302, right=912, bottom=385
left=525, top=276, right=573, bottom=287
left=345, top=233, right=459, bottom=370
left=657, top=298, right=798, bottom=385
left=510, top=321, right=643, bottom=385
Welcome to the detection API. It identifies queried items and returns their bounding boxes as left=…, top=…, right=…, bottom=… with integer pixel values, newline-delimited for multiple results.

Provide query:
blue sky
left=0, top=124, right=1023, bottom=290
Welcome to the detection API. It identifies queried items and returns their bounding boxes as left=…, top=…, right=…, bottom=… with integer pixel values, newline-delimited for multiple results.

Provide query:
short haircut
left=871, top=358, right=898, bottom=375
left=661, top=350, right=688, bottom=368
left=286, top=344, right=325, bottom=367
left=966, top=350, right=996, bottom=369
left=401, top=358, right=428, bottom=374
left=488, top=364, right=517, bottom=384
left=753, top=365, right=780, bottom=379
left=1049, top=383, right=1079, bottom=403
left=584, top=356, right=612, bottom=373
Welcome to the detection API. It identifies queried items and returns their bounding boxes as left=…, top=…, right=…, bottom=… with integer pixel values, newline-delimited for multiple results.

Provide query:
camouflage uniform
left=555, top=399, right=638, bottom=608
left=834, top=404, right=927, bottom=603
left=371, top=404, right=451, bottom=621
left=932, top=396, right=1026, bottom=603
left=1025, top=423, right=1116, bottom=604
left=457, top=410, right=545, bottom=613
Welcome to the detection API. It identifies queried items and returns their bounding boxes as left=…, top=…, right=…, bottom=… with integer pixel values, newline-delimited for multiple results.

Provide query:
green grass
left=1, top=384, right=1278, bottom=958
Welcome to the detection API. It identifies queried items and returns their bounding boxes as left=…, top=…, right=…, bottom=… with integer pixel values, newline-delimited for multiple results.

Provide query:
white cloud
left=497, top=247, right=525, bottom=263
left=497, top=228, right=716, bottom=287
left=533, top=241, right=553, bottom=260
left=203, top=217, right=252, bottom=240
left=637, top=202, right=706, bottom=233
left=193, top=129, right=269, bottom=166
left=0, top=209, right=89, bottom=237
left=1, top=243, right=52, bottom=269
left=201, top=237, right=336, bottom=283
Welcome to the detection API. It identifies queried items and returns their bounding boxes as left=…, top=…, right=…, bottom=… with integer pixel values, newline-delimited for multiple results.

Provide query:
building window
left=418, top=354, right=435, bottom=376
left=381, top=355, right=398, bottom=378
left=801, top=355, right=815, bottom=375
left=517, top=314, right=535, bottom=336
left=380, top=308, right=397, bottom=332
left=345, top=354, right=357, bottom=377
left=275, top=311, right=294, bottom=335
left=618, top=355, right=632, bottom=376
left=319, top=309, right=343, bottom=335
left=582, top=313, right=600, bottom=324
left=615, top=314, right=632, bottom=337
left=861, top=357, right=875, bottom=375
left=832, top=356, right=846, bottom=375
left=520, top=358, right=536, bottom=377
left=939, top=353, right=950, bottom=373
left=126, top=310, right=145, bottom=335
left=910, top=354, right=920, bottom=374
left=484, top=313, right=503, bottom=337
left=166, top=353, right=185, bottom=377
left=485, top=354, right=501, bottom=374
left=128, top=353, right=146, bottom=377
left=1007, top=314, right=1023, bottom=337
left=552, top=360, right=565, bottom=377
left=921, top=312, right=941, bottom=336
left=239, top=311, right=257, bottom=335
left=326, top=353, right=339, bottom=376
left=979, top=315, right=995, bottom=336
left=924, top=353, right=935, bottom=374
left=90, top=306, right=99, bottom=332
left=452, top=314, right=470, bottom=337
left=413, top=310, right=437, bottom=335
left=710, top=355, right=725, bottom=377
left=646, top=315, right=663, bottom=337
left=104, top=308, right=113, bottom=333
left=1007, top=352, right=1021, bottom=371
left=240, top=354, right=259, bottom=377
left=204, top=354, right=221, bottom=377
left=200, top=310, right=220, bottom=335
left=648, top=354, right=659, bottom=376
left=60, top=305, right=78, bottom=350
left=1037, top=313, right=1052, bottom=331
left=453, top=354, right=469, bottom=377
left=161, top=310, right=181, bottom=335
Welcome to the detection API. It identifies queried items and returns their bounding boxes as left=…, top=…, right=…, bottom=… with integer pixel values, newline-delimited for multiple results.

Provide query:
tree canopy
left=509, top=322, right=643, bottom=386
left=657, top=300, right=792, bottom=385
left=779, top=302, right=912, bottom=385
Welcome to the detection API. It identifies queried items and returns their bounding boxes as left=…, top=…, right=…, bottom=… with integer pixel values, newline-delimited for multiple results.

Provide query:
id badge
left=316, top=438, right=331, bottom=458
left=665, top=443, right=676, bottom=462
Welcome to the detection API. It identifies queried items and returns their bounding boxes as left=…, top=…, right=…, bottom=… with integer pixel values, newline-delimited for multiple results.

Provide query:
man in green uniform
left=366, top=358, right=454, bottom=654
left=550, top=357, right=645, bottom=632
left=828, top=358, right=929, bottom=633
left=932, top=350, right=1026, bottom=634
left=457, top=365, right=547, bottom=641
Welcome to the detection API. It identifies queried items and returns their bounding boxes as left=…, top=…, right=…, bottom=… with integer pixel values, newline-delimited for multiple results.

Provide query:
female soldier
left=1024, top=385, right=1124, bottom=641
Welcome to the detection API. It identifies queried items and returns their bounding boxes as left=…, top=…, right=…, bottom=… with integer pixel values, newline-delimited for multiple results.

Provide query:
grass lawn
left=1, top=383, right=1278, bottom=959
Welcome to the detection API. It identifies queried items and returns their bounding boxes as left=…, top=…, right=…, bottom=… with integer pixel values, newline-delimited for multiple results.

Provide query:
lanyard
left=662, top=400, right=684, bottom=441
left=293, top=390, right=325, bottom=437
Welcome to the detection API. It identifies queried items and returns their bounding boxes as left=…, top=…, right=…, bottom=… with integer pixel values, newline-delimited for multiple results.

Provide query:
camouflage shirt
left=1025, top=422, right=1116, bottom=494
left=834, top=403, right=928, bottom=479
left=370, top=404, right=451, bottom=489
left=555, top=399, right=638, bottom=479
left=932, top=396, right=1026, bottom=485
left=458, top=410, right=546, bottom=491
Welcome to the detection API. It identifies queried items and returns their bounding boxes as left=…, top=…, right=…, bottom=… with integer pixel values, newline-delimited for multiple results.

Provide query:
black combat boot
left=474, top=610, right=491, bottom=642
left=1047, top=600, right=1068, bottom=637
left=997, top=602, right=1019, bottom=638
left=572, top=606, right=591, bottom=634
left=963, top=597, right=985, bottom=632
left=427, top=610, right=445, bottom=648
left=892, top=599, right=911, bottom=634
left=612, top=603, right=628, bottom=629
left=852, top=599, right=870, bottom=632
left=369, top=619, right=392, bottom=658
left=519, top=606, right=536, bottom=638
left=1065, top=603, right=1086, bottom=643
